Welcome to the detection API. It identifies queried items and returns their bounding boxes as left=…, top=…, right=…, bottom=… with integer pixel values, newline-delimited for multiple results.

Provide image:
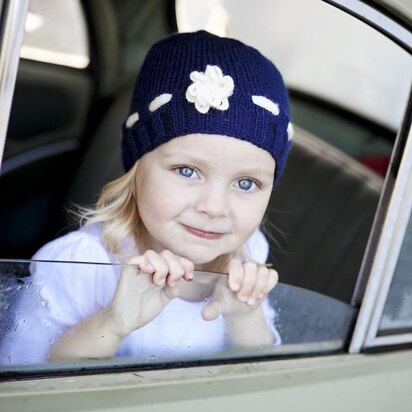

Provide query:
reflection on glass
left=21, top=0, right=89, bottom=68
left=0, top=260, right=355, bottom=375
left=379, top=213, right=412, bottom=334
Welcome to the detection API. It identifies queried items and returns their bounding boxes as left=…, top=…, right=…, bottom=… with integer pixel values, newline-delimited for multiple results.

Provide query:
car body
left=0, top=0, right=411, bottom=410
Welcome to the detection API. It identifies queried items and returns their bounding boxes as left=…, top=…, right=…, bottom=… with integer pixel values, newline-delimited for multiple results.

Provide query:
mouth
left=181, top=224, right=225, bottom=240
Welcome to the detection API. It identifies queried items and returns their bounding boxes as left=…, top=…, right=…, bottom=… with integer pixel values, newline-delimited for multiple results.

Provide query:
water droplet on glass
left=41, top=319, right=51, bottom=329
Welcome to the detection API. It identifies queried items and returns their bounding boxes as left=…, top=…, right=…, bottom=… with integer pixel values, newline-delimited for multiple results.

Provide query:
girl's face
left=135, top=134, right=275, bottom=266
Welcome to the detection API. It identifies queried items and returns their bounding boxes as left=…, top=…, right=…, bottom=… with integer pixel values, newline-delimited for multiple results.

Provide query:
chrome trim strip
left=350, top=116, right=412, bottom=353
left=0, top=0, right=29, bottom=170
left=324, top=0, right=412, bottom=52
left=366, top=333, right=412, bottom=348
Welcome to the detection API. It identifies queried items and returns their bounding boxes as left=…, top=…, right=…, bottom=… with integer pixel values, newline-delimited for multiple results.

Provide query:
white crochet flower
left=186, top=65, right=234, bottom=114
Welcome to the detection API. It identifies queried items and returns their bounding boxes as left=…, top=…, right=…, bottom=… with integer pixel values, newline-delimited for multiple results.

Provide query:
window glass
left=112, top=0, right=172, bottom=77
left=379, top=212, right=412, bottom=334
left=176, top=0, right=411, bottom=304
left=177, top=0, right=412, bottom=174
left=0, top=260, right=355, bottom=374
left=21, top=0, right=89, bottom=68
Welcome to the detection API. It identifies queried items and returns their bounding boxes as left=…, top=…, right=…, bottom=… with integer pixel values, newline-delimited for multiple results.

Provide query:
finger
left=121, top=256, right=146, bottom=279
left=201, top=300, right=223, bottom=321
left=263, top=269, right=279, bottom=296
left=238, top=262, right=258, bottom=304
left=161, top=285, right=179, bottom=301
left=134, top=255, right=155, bottom=275
left=251, top=265, right=270, bottom=301
left=178, top=257, right=195, bottom=281
left=160, top=250, right=186, bottom=287
left=227, top=258, right=243, bottom=292
left=144, top=250, right=169, bottom=286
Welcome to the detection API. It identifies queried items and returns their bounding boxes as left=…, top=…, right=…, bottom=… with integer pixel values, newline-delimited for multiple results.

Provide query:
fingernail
left=187, top=272, right=194, bottom=280
left=247, top=297, right=255, bottom=306
left=232, top=283, right=240, bottom=291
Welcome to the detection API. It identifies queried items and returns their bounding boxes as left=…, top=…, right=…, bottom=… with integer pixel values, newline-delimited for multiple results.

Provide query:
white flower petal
left=222, top=76, right=234, bottom=95
left=207, top=65, right=222, bottom=82
left=217, top=98, right=229, bottom=111
left=186, top=90, right=195, bottom=103
left=195, top=101, right=209, bottom=114
left=187, top=84, right=198, bottom=97
left=190, top=71, right=204, bottom=83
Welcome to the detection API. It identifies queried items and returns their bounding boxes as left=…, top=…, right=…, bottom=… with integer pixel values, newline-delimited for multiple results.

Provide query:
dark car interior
left=0, top=0, right=396, bottom=307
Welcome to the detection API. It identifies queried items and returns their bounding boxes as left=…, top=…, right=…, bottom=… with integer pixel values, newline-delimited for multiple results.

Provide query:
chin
left=170, top=246, right=223, bottom=266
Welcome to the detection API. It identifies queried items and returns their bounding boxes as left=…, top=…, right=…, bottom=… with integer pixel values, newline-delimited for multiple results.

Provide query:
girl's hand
left=109, top=250, right=194, bottom=338
left=201, top=259, right=278, bottom=321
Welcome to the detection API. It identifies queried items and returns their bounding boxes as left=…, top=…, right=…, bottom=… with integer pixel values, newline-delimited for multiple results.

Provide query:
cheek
left=137, top=177, right=190, bottom=223
left=232, top=193, right=271, bottom=235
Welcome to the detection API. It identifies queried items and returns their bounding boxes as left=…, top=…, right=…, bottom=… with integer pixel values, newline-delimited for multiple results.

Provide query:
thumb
left=201, top=300, right=223, bottom=321
left=161, top=286, right=179, bottom=302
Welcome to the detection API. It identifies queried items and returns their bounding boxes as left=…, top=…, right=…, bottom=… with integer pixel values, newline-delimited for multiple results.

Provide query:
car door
left=0, top=1, right=412, bottom=411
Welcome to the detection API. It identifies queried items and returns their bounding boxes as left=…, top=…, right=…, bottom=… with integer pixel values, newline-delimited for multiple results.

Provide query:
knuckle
left=173, top=267, right=185, bottom=278
left=269, top=268, right=279, bottom=283
left=258, top=265, right=269, bottom=275
left=243, top=261, right=257, bottom=271
left=125, top=256, right=140, bottom=265
left=160, top=249, right=174, bottom=257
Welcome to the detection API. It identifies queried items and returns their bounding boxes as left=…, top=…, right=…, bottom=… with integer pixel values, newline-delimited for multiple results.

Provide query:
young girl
left=1, top=30, right=292, bottom=364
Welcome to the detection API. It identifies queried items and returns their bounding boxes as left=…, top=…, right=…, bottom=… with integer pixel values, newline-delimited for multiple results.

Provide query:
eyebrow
left=161, top=153, right=210, bottom=168
left=161, top=152, right=274, bottom=179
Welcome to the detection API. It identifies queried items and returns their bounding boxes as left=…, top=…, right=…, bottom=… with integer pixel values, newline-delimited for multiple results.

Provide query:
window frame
left=350, top=92, right=412, bottom=351
left=0, top=0, right=29, bottom=169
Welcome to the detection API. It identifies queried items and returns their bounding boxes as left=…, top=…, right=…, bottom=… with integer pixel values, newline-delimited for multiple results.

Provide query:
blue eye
left=236, top=179, right=257, bottom=191
left=176, top=166, right=199, bottom=179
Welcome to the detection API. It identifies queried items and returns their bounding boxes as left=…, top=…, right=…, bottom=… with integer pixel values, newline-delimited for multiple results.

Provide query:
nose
left=194, top=181, right=229, bottom=218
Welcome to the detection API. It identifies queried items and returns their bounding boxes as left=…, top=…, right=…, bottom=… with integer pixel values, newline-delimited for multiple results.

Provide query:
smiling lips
left=181, top=224, right=225, bottom=240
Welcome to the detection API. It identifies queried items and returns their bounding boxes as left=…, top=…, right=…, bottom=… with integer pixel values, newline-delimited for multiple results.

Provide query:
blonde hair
left=78, top=163, right=252, bottom=272
left=78, top=163, right=144, bottom=256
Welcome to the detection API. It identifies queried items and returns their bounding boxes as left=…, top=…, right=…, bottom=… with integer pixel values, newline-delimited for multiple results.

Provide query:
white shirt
left=0, top=225, right=279, bottom=365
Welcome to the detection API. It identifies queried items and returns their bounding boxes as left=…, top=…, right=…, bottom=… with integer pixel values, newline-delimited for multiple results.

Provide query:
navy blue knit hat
left=122, top=30, right=292, bottom=182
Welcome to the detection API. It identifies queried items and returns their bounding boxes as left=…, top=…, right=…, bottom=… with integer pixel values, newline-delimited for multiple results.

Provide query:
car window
left=379, top=211, right=412, bottom=334
left=21, top=0, right=89, bottom=68
left=0, top=259, right=355, bottom=374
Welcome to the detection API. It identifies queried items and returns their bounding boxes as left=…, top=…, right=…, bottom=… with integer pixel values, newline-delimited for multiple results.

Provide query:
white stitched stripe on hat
left=252, top=96, right=279, bottom=116
left=287, top=122, right=294, bottom=141
left=149, top=93, right=173, bottom=112
left=126, top=112, right=139, bottom=128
